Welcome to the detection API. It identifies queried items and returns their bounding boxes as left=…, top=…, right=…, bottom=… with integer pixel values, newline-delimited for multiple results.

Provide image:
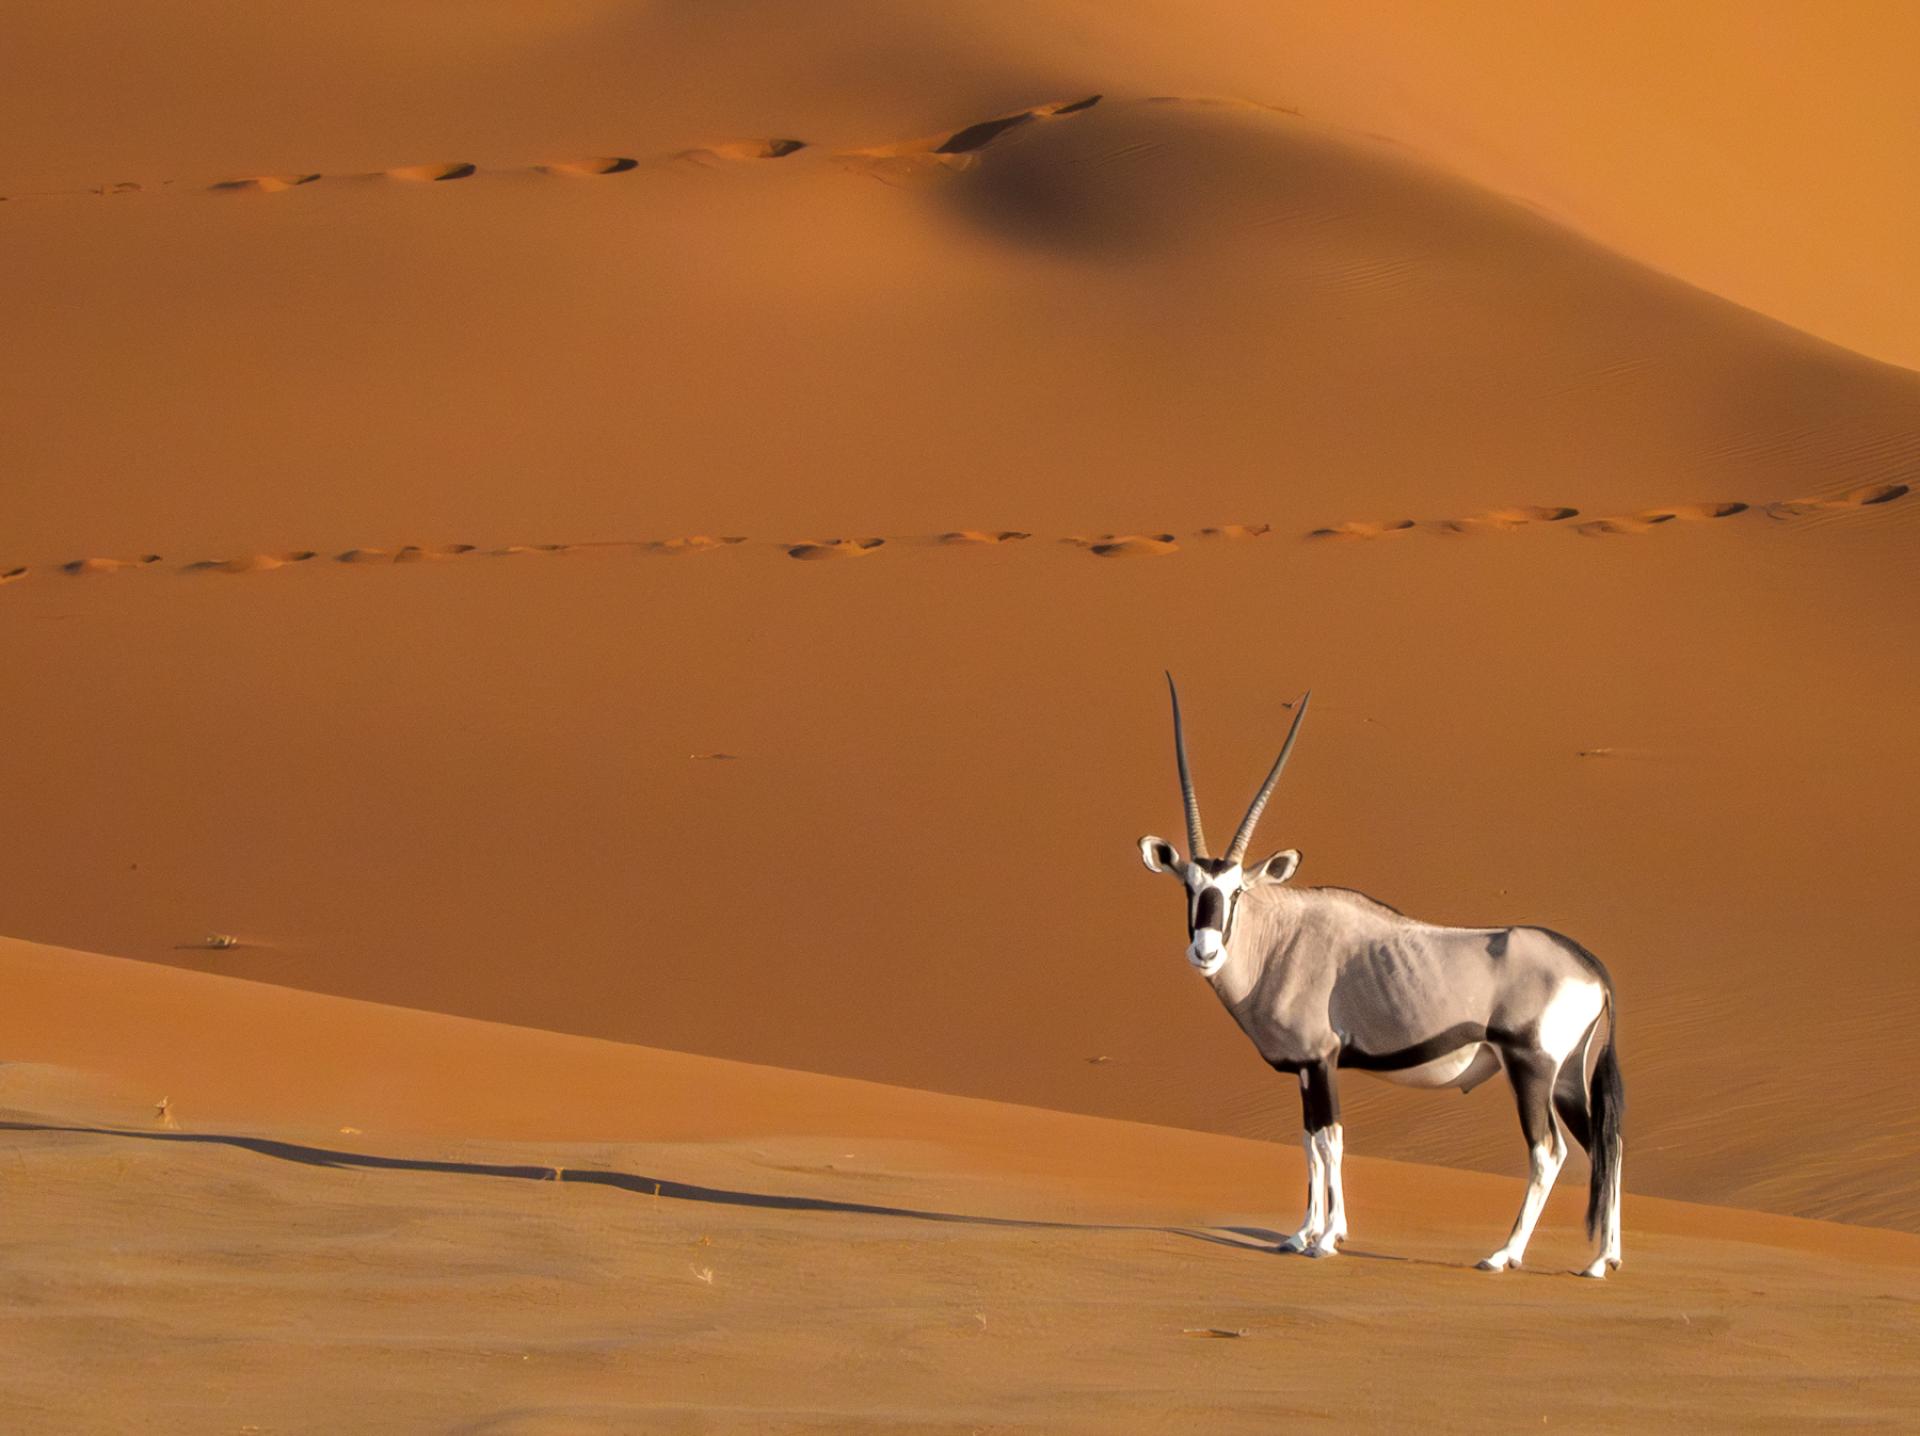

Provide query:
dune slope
left=1, top=10, right=1917, bottom=1239
left=2, top=938, right=1917, bottom=1434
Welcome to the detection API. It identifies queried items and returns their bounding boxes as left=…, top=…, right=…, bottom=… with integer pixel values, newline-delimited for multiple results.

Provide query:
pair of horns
left=1166, top=672, right=1311, bottom=864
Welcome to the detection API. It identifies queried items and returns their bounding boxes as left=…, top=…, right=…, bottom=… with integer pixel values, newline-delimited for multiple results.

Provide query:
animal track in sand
left=933, top=530, right=1031, bottom=546
left=4, top=488, right=1909, bottom=601
left=1760, top=482, right=1910, bottom=520
left=932, top=95, right=1104, bottom=156
left=17, top=96, right=1103, bottom=209
left=183, top=551, right=318, bottom=574
left=61, top=555, right=163, bottom=575
left=836, top=96, right=1103, bottom=183
left=538, top=157, right=641, bottom=177
left=1307, top=484, right=1907, bottom=542
left=1306, top=519, right=1418, bottom=541
left=384, top=162, right=477, bottom=183
left=1574, top=502, right=1748, bottom=536
left=1311, top=506, right=1579, bottom=540
left=1062, top=533, right=1180, bottom=558
left=642, top=536, right=749, bottom=555
left=676, top=140, right=809, bottom=166
left=786, top=538, right=887, bottom=561
left=208, top=173, right=321, bottom=194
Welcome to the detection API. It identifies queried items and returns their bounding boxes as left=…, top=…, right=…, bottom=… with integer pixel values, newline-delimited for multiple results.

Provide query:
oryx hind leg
left=1552, top=1051, right=1593, bottom=1156
left=1478, top=1049, right=1565, bottom=1272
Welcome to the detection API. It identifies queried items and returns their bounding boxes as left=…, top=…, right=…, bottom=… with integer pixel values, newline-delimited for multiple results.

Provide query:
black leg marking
left=1507, top=1051, right=1558, bottom=1153
left=1301, top=1059, right=1340, bottom=1132
left=1553, top=1062, right=1593, bottom=1153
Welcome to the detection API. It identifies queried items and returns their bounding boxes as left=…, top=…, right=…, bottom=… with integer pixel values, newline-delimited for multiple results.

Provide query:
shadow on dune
left=0, top=1118, right=1440, bottom=1265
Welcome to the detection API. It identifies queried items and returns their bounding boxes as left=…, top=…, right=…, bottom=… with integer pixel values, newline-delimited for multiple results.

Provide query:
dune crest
left=836, top=95, right=1101, bottom=184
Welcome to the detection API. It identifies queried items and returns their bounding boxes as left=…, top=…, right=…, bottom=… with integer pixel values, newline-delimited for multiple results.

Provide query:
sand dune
left=9, top=89, right=1919, bottom=560
left=1, top=1, right=1917, bottom=1263
left=2, top=937, right=1916, bottom=1432
left=2, top=7, right=1919, bottom=1427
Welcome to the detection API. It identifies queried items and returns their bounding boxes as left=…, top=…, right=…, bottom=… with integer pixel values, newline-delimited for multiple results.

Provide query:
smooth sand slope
left=1, top=3, right=1917, bottom=1250
left=4, top=938, right=1917, bottom=1433
left=6, top=2, right=1918, bottom=366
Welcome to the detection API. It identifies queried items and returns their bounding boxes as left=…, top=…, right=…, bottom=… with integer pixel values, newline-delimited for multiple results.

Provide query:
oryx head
left=1139, top=674, right=1310, bottom=976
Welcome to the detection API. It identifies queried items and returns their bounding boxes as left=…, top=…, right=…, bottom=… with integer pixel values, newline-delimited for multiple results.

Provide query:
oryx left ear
left=1247, top=848, right=1301, bottom=885
left=1138, top=835, right=1184, bottom=877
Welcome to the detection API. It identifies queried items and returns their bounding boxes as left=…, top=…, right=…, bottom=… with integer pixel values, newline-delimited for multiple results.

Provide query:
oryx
left=1138, top=677, right=1624, bottom=1277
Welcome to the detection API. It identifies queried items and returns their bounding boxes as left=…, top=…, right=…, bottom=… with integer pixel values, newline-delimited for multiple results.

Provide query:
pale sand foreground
left=2, top=940, right=1917, bottom=1433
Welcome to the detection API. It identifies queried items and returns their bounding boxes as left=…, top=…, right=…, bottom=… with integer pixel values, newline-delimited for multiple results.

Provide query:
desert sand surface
left=4, top=938, right=1918, bottom=1433
left=2, top=7, right=1919, bottom=1424
left=2, top=4, right=1917, bottom=1242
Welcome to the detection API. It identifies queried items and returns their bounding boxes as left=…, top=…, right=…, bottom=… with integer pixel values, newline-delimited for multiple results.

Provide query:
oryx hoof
left=1277, top=1232, right=1315, bottom=1255
left=1580, top=1253, right=1622, bottom=1279
left=1476, top=1251, right=1517, bottom=1273
left=1307, top=1234, right=1341, bottom=1259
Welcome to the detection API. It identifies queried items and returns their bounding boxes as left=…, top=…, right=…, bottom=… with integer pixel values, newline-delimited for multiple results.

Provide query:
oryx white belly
left=1371, top=1042, right=1497, bottom=1091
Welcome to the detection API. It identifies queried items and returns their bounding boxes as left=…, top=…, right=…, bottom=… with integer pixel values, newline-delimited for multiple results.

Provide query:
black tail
left=1585, top=997, right=1624, bottom=1241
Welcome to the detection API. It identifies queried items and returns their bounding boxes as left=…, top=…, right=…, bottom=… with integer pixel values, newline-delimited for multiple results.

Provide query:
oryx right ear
left=1139, top=835, right=1185, bottom=877
left=1247, top=848, right=1301, bottom=886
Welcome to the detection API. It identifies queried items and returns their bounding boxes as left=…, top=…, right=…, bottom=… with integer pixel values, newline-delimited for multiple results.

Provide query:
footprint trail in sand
left=4, top=482, right=1907, bottom=597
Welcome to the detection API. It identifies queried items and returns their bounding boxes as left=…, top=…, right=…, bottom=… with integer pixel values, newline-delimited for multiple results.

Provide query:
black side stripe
left=1338, top=1022, right=1519, bottom=1072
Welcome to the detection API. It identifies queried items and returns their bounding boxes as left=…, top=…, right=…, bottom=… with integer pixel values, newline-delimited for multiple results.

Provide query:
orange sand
left=0, top=10, right=1917, bottom=1425
left=3, top=938, right=1916, bottom=1431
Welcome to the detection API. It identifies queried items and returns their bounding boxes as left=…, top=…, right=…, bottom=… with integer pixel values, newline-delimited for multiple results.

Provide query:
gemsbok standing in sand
left=1138, top=676, right=1624, bottom=1277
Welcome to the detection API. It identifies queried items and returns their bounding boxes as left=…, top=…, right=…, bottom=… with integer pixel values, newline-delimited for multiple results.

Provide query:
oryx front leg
left=1480, top=1053, right=1565, bottom=1272
left=1278, top=1060, right=1344, bottom=1258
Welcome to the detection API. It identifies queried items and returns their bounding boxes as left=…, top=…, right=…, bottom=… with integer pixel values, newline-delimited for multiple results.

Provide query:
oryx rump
left=1139, top=676, right=1624, bottom=1277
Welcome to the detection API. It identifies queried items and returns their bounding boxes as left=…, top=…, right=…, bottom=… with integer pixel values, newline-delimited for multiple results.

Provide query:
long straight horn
left=1224, top=690, right=1312, bottom=864
left=1165, top=672, right=1209, bottom=859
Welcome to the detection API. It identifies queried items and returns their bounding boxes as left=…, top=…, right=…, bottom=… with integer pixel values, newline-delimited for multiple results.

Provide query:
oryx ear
left=1138, top=836, right=1184, bottom=877
left=1247, top=848, right=1301, bottom=885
